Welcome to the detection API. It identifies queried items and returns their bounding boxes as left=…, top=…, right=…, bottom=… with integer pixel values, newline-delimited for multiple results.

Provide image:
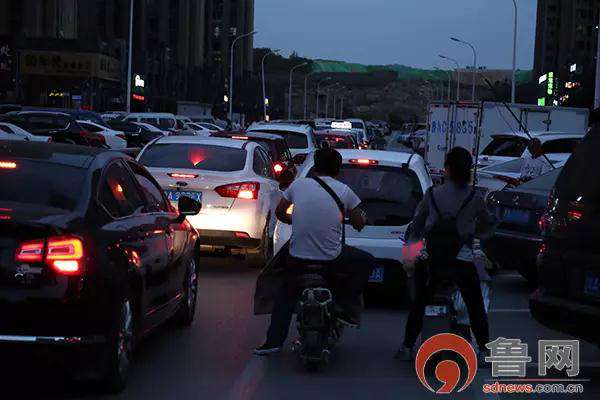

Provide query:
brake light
left=15, top=236, right=84, bottom=275
left=539, top=213, right=550, bottom=233
left=231, top=136, right=249, bottom=140
left=169, top=173, right=198, bottom=179
left=215, top=182, right=260, bottom=200
left=0, top=161, right=17, bottom=169
left=273, top=162, right=284, bottom=174
left=234, top=232, right=251, bottom=239
left=349, top=158, right=378, bottom=166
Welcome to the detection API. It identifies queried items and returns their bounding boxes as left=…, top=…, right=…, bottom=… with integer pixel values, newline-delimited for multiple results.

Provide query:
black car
left=0, top=141, right=201, bottom=391
left=22, top=107, right=108, bottom=127
left=6, top=111, right=106, bottom=147
left=107, top=120, right=163, bottom=148
left=530, top=131, right=600, bottom=345
left=484, top=168, right=562, bottom=283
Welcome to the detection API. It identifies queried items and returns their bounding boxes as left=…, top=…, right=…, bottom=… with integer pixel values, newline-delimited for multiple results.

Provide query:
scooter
left=291, top=265, right=344, bottom=371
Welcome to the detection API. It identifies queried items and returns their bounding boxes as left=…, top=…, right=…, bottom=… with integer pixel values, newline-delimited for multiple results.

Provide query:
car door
left=98, top=160, right=171, bottom=328
left=253, top=147, right=282, bottom=234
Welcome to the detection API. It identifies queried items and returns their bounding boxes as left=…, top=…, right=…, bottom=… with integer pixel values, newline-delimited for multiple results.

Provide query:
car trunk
left=491, top=188, right=549, bottom=235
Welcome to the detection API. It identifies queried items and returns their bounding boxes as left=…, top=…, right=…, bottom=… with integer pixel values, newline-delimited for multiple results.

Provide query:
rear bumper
left=484, top=231, right=543, bottom=271
left=530, top=292, right=600, bottom=344
left=186, top=207, right=264, bottom=240
left=346, top=237, right=404, bottom=263
left=198, top=229, right=261, bottom=249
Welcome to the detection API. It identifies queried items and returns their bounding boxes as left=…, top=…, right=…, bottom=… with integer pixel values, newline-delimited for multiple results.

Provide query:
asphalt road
left=4, top=253, right=600, bottom=399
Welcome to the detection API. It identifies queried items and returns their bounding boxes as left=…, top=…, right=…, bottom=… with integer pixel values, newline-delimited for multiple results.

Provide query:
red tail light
left=15, top=236, right=84, bottom=275
left=215, top=182, right=260, bottom=200
left=349, top=158, right=378, bottom=166
left=168, top=173, right=198, bottom=179
left=273, top=162, right=284, bottom=174
left=0, top=161, right=17, bottom=169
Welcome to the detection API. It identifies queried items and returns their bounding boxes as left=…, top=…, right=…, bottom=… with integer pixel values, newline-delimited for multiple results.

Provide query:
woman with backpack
left=397, top=147, right=497, bottom=363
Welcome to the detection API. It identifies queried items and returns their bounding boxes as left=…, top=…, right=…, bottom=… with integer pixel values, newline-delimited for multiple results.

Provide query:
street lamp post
left=324, top=83, right=339, bottom=119
left=315, top=77, right=332, bottom=118
left=435, top=67, right=451, bottom=102
left=126, top=0, right=134, bottom=113
left=451, top=37, right=477, bottom=101
left=304, top=71, right=316, bottom=119
left=261, top=49, right=279, bottom=121
left=288, top=62, right=308, bottom=119
left=229, top=31, right=257, bottom=122
left=439, top=54, right=461, bottom=102
left=340, top=95, right=345, bottom=119
left=511, top=0, right=518, bottom=103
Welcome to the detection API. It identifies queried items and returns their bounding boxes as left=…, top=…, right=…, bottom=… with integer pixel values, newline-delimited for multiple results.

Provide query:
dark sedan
left=484, top=168, right=562, bottom=283
left=0, top=141, right=201, bottom=392
left=107, top=120, right=163, bottom=148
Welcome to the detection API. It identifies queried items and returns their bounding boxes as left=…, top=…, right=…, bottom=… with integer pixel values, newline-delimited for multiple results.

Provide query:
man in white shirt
left=255, top=149, right=372, bottom=355
left=520, top=138, right=553, bottom=181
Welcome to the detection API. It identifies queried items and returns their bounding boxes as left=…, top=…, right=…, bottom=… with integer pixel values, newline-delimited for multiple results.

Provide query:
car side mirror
left=277, top=169, right=295, bottom=191
left=176, top=196, right=201, bottom=223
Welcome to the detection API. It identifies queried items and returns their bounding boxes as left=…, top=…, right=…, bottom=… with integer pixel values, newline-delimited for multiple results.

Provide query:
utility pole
left=595, top=14, right=600, bottom=108
left=126, top=0, right=134, bottom=113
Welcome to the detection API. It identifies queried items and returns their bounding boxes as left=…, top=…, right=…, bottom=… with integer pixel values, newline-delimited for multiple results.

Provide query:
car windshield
left=0, top=159, right=86, bottom=210
left=317, top=134, right=353, bottom=149
left=139, top=143, right=247, bottom=171
left=252, top=130, right=308, bottom=149
left=517, top=168, right=562, bottom=191
left=309, top=165, right=423, bottom=226
left=482, top=136, right=529, bottom=157
left=351, top=122, right=364, bottom=130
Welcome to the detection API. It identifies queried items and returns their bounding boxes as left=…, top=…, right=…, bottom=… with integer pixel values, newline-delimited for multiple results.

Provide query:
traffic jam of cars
left=1, top=101, right=600, bottom=394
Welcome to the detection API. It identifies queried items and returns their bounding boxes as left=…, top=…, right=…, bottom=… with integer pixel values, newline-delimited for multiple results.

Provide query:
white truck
left=424, top=101, right=589, bottom=179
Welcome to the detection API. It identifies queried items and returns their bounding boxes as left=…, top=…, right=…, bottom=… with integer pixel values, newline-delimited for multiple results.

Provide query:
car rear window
left=252, top=130, right=308, bottom=149
left=351, top=122, right=365, bottom=130
left=482, top=137, right=528, bottom=157
left=15, top=114, right=70, bottom=130
left=541, top=138, right=581, bottom=154
left=139, top=143, right=247, bottom=172
left=517, top=168, right=562, bottom=191
left=0, top=159, right=86, bottom=210
left=309, top=165, right=423, bottom=226
left=317, top=134, right=353, bottom=149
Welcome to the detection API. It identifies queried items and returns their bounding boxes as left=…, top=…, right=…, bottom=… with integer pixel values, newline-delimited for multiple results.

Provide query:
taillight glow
left=349, top=158, right=378, bottom=166
left=273, top=163, right=284, bottom=174
left=231, top=136, right=249, bottom=140
left=15, top=236, right=84, bottom=275
left=169, top=173, right=198, bottom=179
left=234, top=232, right=251, bottom=239
left=0, top=161, right=17, bottom=169
left=15, top=239, right=45, bottom=262
left=215, top=182, right=260, bottom=200
left=46, top=237, right=84, bottom=260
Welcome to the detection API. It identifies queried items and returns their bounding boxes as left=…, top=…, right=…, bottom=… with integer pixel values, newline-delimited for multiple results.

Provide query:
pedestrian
left=397, top=147, right=497, bottom=364
left=519, top=138, right=553, bottom=182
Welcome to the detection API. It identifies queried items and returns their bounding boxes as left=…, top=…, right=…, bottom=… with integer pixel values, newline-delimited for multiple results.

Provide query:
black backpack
left=425, top=188, right=475, bottom=273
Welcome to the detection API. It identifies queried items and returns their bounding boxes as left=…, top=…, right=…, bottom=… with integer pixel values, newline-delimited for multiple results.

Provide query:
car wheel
left=247, top=220, right=273, bottom=269
left=174, top=257, right=198, bottom=326
left=102, top=297, right=134, bottom=393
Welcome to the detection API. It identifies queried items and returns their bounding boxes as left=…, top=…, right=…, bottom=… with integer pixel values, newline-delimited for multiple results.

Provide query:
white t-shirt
left=283, top=176, right=361, bottom=261
left=520, top=156, right=553, bottom=180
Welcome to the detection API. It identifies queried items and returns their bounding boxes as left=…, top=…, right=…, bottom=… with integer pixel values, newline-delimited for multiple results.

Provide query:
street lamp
left=324, top=83, right=340, bottom=119
left=434, top=67, right=451, bottom=102
left=261, top=49, right=279, bottom=121
left=304, top=71, right=317, bottom=119
left=229, top=30, right=257, bottom=122
left=511, top=0, right=518, bottom=103
left=126, top=0, right=134, bottom=113
left=288, top=62, right=308, bottom=119
left=315, top=77, right=332, bottom=118
left=451, top=37, right=477, bottom=101
left=439, top=54, right=461, bottom=101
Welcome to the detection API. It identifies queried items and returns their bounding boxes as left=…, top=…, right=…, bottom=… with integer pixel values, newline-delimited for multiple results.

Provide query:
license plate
left=584, top=273, right=600, bottom=297
left=165, top=190, right=202, bottom=204
left=369, top=266, right=384, bottom=283
left=425, top=305, right=448, bottom=317
left=502, top=208, right=530, bottom=224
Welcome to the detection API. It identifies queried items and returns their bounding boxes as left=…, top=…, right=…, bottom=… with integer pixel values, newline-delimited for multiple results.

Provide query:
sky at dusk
left=255, top=0, right=538, bottom=70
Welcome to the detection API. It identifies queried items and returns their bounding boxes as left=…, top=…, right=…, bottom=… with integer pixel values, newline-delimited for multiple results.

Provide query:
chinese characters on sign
left=539, top=340, right=580, bottom=377
left=485, top=338, right=532, bottom=377
left=19, top=51, right=120, bottom=82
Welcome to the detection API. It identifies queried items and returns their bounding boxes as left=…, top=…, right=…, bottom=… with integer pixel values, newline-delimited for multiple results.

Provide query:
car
left=123, top=113, right=178, bottom=134
left=77, top=120, right=128, bottom=149
left=315, top=130, right=357, bottom=149
left=347, top=118, right=369, bottom=146
left=530, top=131, right=600, bottom=345
left=386, top=132, right=413, bottom=153
left=185, top=122, right=221, bottom=137
left=270, top=119, right=317, bottom=129
left=211, top=131, right=297, bottom=180
left=273, top=149, right=433, bottom=303
left=247, top=122, right=318, bottom=166
left=483, top=168, right=563, bottom=283
left=0, top=122, right=51, bottom=142
left=101, top=111, right=129, bottom=121
left=132, top=122, right=169, bottom=136
left=6, top=111, right=106, bottom=147
left=137, top=136, right=285, bottom=268
left=478, top=131, right=583, bottom=170
left=107, top=120, right=163, bottom=148
left=23, top=107, right=109, bottom=128
left=0, top=140, right=201, bottom=391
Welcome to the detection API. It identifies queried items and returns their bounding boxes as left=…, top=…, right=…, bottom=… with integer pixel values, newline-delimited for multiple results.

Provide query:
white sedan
left=77, top=120, right=127, bottom=149
left=273, top=149, right=432, bottom=303
left=0, top=122, right=51, bottom=142
left=184, top=122, right=221, bottom=137
left=137, top=136, right=283, bottom=268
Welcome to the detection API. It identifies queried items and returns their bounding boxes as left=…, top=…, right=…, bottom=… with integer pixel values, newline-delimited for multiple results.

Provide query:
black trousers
left=265, top=246, right=374, bottom=347
left=403, top=260, right=490, bottom=349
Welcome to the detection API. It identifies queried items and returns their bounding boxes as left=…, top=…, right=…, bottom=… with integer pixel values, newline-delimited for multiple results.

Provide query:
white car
left=347, top=118, right=368, bottom=147
left=247, top=122, right=318, bottom=166
left=273, top=149, right=433, bottom=302
left=123, top=113, right=178, bottom=133
left=132, top=122, right=169, bottom=136
left=77, top=120, right=127, bottom=149
left=137, top=136, right=283, bottom=267
left=478, top=131, right=584, bottom=170
left=0, top=122, right=51, bottom=142
left=184, top=122, right=220, bottom=137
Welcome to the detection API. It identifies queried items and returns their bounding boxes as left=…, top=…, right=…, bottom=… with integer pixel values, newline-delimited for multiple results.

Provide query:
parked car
left=0, top=122, right=51, bottom=142
left=0, top=140, right=201, bottom=391
left=132, top=122, right=169, bottom=136
left=6, top=111, right=105, bottom=147
left=185, top=122, right=220, bottom=137
left=484, top=168, right=562, bottom=283
left=122, top=113, right=178, bottom=134
left=137, top=136, right=285, bottom=268
left=23, top=107, right=109, bottom=128
left=106, top=120, right=162, bottom=148
left=531, top=131, right=600, bottom=345
left=315, top=130, right=357, bottom=149
left=273, top=150, right=432, bottom=304
left=247, top=122, right=318, bottom=166
left=77, top=120, right=127, bottom=149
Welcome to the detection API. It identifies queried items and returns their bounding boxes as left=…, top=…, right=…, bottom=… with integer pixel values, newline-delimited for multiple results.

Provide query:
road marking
left=489, top=308, right=531, bottom=313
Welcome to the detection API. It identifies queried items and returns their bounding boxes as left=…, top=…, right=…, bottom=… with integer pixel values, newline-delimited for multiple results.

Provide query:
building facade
left=0, top=0, right=255, bottom=112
